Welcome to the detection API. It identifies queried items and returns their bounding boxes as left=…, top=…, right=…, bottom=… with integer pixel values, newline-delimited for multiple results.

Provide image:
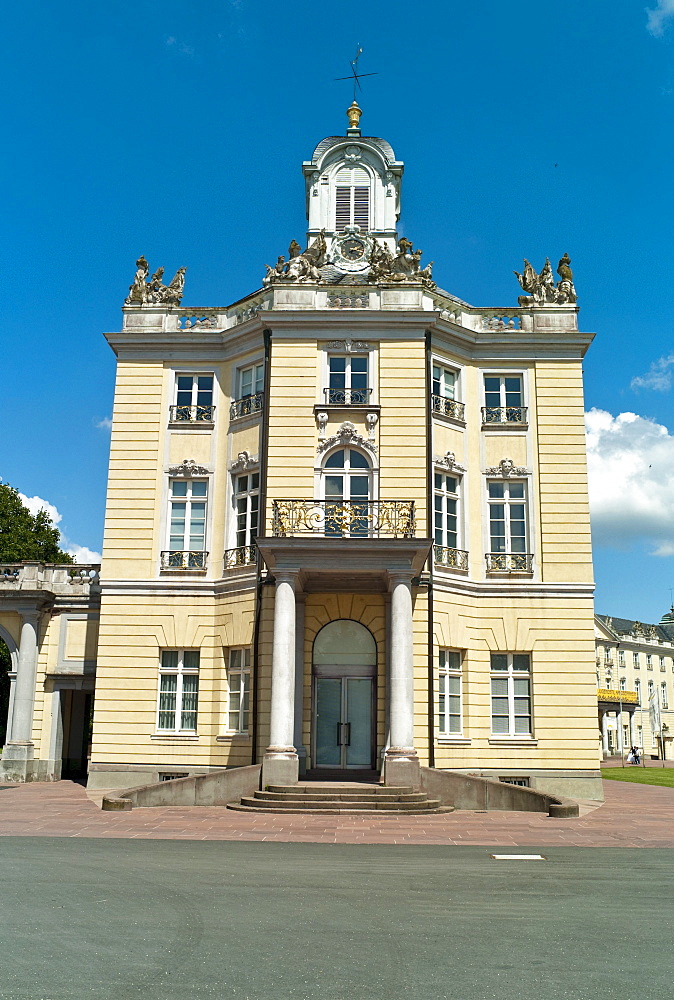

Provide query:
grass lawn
left=602, top=767, right=674, bottom=787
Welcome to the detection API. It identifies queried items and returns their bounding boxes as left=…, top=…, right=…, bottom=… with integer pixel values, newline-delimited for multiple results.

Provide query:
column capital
left=274, top=570, right=299, bottom=587
left=19, top=609, right=41, bottom=627
left=387, top=570, right=413, bottom=590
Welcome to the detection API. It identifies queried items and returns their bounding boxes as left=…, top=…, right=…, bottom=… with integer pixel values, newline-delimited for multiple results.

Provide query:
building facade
left=1, top=104, right=602, bottom=798
left=595, top=611, right=674, bottom=759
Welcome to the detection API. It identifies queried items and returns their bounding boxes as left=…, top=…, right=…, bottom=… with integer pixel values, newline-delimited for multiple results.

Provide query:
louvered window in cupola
left=334, top=166, right=370, bottom=231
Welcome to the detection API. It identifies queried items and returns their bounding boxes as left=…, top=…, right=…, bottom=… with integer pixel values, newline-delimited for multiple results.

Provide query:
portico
left=257, top=536, right=430, bottom=787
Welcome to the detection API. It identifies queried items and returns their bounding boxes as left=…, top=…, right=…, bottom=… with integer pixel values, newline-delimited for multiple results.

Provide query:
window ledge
left=160, top=568, right=208, bottom=575
left=488, top=738, right=538, bottom=747
left=437, top=737, right=472, bottom=745
left=313, top=403, right=380, bottom=414
left=151, top=733, right=199, bottom=740
left=168, top=421, right=215, bottom=431
left=481, top=422, right=529, bottom=431
left=216, top=733, right=251, bottom=741
left=431, top=411, right=466, bottom=429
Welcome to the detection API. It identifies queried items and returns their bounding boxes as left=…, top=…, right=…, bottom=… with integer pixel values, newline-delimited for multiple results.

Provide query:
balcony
left=224, top=545, right=256, bottom=569
left=230, top=393, right=264, bottom=420
left=169, top=404, right=215, bottom=424
left=271, top=500, right=415, bottom=538
left=433, top=545, right=468, bottom=571
left=323, top=387, right=373, bottom=405
left=431, top=395, right=465, bottom=422
left=482, top=406, right=528, bottom=426
left=161, top=550, right=208, bottom=571
left=485, top=552, right=533, bottom=573
left=0, top=562, right=100, bottom=594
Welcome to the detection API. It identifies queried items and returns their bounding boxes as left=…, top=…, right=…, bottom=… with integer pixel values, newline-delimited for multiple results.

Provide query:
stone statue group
left=125, top=256, right=186, bottom=306
left=514, top=253, right=576, bottom=305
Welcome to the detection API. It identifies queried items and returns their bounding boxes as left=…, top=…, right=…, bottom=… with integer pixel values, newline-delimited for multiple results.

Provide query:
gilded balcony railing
left=271, top=500, right=415, bottom=538
left=169, top=404, right=215, bottom=423
left=161, top=550, right=208, bottom=570
left=481, top=406, right=528, bottom=425
left=433, top=545, right=468, bottom=571
left=323, top=387, right=372, bottom=405
left=230, top=393, right=264, bottom=419
left=224, top=545, right=256, bottom=569
left=486, top=552, right=533, bottom=573
left=430, top=395, right=465, bottom=422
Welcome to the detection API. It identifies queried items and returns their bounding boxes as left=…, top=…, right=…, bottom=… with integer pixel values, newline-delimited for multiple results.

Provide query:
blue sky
left=2, top=0, right=674, bottom=620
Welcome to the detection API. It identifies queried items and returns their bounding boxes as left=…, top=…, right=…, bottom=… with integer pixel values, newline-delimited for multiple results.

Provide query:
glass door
left=315, top=675, right=373, bottom=768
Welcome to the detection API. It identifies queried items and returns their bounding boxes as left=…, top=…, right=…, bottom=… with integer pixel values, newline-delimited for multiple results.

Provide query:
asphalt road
left=1, top=839, right=671, bottom=1000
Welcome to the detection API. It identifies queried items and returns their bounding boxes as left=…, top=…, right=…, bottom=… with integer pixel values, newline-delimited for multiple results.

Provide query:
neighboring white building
left=595, top=610, right=674, bottom=759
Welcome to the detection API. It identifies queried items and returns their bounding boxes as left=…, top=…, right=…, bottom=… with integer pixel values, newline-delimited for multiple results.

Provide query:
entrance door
left=315, top=676, right=374, bottom=768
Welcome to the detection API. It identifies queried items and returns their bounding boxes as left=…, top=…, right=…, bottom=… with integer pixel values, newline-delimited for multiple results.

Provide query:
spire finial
left=346, top=100, right=362, bottom=135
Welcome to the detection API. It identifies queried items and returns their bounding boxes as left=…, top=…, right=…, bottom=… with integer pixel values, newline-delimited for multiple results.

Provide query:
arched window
left=334, top=166, right=370, bottom=231
left=322, top=447, right=372, bottom=536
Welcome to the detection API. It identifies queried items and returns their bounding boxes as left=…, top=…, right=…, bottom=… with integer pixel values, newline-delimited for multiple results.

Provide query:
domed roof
left=308, top=134, right=397, bottom=166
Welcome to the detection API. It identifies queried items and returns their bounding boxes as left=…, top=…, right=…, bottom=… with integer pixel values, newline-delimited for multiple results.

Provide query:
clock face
left=342, top=237, right=366, bottom=260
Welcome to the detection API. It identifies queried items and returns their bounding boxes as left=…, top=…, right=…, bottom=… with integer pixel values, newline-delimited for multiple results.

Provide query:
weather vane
left=335, top=46, right=378, bottom=101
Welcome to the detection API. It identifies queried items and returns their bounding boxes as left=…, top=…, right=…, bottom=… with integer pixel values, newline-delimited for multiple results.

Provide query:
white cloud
left=165, top=35, right=194, bottom=56
left=17, top=491, right=101, bottom=564
left=95, top=416, right=112, bottom=431
left=631, top=354, right=674, bottom=391
left=646, top=0, right=674, bottom=36
left=586, top=408, right=674, bottom=555
left=19, top=493, right=62, bottom=524
left=65, top=543, right=102, bottom=564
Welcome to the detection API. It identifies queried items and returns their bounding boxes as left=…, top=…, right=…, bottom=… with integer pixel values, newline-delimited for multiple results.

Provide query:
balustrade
left=161, top=550, right=208, bottom=570
left=486, top=552, right=533, bottom=573
left=271, top=500, right=415, bottom=538
left=169, top=404, right=216, bottom=423
left=224, top=545, right=256, bottom=569
left=323, top=387, right=372, bottom=405
left=482, top=405, right=528, bottom=425
left=433, top=545, right=468, bottom=571
left=230, top=392, right=264, bottom=420
left=430, top=395, right=465, bottom=421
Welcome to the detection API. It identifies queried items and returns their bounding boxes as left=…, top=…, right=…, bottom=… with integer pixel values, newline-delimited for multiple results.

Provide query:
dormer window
left=335, top=166, right=370, bottom=231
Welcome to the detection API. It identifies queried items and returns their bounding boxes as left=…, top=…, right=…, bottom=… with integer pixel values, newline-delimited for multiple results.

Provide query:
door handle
left=344, top=723, right=351, bottom=746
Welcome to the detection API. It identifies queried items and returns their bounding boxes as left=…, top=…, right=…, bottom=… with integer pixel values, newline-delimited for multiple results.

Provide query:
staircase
left=227, top=782, right=453, bottom=814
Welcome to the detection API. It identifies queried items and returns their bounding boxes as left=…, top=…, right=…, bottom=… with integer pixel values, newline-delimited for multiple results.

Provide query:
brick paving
left=0, top=777, right=673, bottom=845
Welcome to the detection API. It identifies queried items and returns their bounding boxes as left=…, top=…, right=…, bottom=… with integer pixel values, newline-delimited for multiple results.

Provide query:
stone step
left=254, top=790, right=429, bottom=803
left=266, top=783, right=413, bottom=795
left=238, top=796, right=445, bottom=812
left=228, top=802, right=455, bottom=815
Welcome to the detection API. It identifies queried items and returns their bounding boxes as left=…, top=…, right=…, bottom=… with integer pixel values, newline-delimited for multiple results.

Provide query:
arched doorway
left=313, top=620, right=376, bottom=769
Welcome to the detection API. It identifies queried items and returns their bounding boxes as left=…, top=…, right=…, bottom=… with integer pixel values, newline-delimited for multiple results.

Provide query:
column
left=0, top=609, right=40, bottom=781
left=601, top=710, right=610, bottom=757
left=293, top=594, right=307, bottom=776
left=262, top=572, right=299, bottom=787
left=384, top=572, right=419, bottom=787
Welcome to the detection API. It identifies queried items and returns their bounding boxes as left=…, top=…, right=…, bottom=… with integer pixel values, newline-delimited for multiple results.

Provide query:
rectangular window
left=327, top=355, right=370, bottom=404
left=434, top=473, right=459, bottom=553
left=165, top=479, right=207, bottom=569
left=438, top=649, right=462, bottom=735
left=432, top=364, right=456, bottom=400
left=335, top=167, right=370, bottom=230
left=490, top=653, right=532, bottom=736
left=487, top=481, right=530, bottom=571
left=647, top=654, right=653, bottom=670
left=172, top=373, right=214, bottom=423
left=227, top=648, right=251, bottom=733
left=660, top=656, right=666, bottom=671
left=157, top=650, right=199, bottom=732
left=619, top=677, right=626, bottom=691
left=661, top=682, right=669, bottom=709
left=635, top=679, right=641, bottom=703
left=633, top=652, right=640, bottom=668
left=235, top=473, right=260, bottom=549
left=483, top=375, right=525, bottom=424
left=618, top=650, right=625, bottom=667
left=239, top=363, right=264, bottom=399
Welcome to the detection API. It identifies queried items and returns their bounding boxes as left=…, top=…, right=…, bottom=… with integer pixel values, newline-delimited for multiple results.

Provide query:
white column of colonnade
left=262, top=571, right=299, bottom=786
left=1, top=609, right=41, bottom=780
left=385, top=572, right=417, bottom=762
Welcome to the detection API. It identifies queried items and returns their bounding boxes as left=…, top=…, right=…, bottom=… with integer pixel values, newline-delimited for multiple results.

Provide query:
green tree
left=0, top=483, right=73, bottom=563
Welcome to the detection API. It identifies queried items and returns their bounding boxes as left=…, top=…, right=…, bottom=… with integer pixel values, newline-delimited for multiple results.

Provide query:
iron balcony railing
left=485, top=552, right=533, bottom=573
left=430, top=395, right=466, bottom=422
left=433, top=545, right=468, bottom=571
left=161, top=550, right=208, bottom=570
left=169, top=404, right=216, bottom=423
left=271, top=500, right=415, bottom=538
left=223, top=545, right=256, bottom=569
left=482, top=406, right=528, bottom=425
left=323, top=387, right=372, bottom=405
left=230, top=393, right=264, bottom=420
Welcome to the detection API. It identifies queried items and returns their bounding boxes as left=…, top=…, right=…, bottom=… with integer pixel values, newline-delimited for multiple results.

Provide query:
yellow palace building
left=1, top=104, right=602, bottom=799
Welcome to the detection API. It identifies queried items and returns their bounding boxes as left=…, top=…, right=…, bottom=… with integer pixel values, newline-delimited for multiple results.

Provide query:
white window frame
left=635, top=678, right=641, bottom=704
left=633, top=652, right=640, bottom=669
left=325, top=353, right=371, bottom=405
left=432, top=362, right=458, bottom=400
left=661, top=682, right=669, bottom=709
left=482, top=372, right=526, bottom=424
left=660, top=656, right=666, bottom=672
left=434, top=471, right=461, bottom=552
left=232, top=471, right=260, bottom=550
left=438, top=649, right=463, bottom=736
left=237, top=362, right=264, bottom=401
left=156, top=649, right=200, bottom=733
left=647, top=654, right=653, bottom=670
left=172, top=372, right=215, bottom=423
left=226, top=648, right=251, bottom=734
left=490, top=653, right=532, bottom=737
left=166, top=478, right=208, bottom=568
left=487, top=479, right=529, bottom=558
left=332, top=164, right=371, bottom=231
left=648, top=679, right=655, bottom=700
